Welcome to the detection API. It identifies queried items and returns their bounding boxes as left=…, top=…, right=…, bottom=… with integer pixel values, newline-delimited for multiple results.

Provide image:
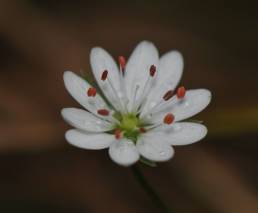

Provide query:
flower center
left=114, top=113, right=143, bottom=141
left=120, top=114, right=140, bottom=131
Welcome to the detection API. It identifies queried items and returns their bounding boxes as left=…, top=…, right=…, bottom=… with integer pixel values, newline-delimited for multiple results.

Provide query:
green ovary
left=115, top=113, right=143, bottom=141
left=120, top=114, right=139, bottom=130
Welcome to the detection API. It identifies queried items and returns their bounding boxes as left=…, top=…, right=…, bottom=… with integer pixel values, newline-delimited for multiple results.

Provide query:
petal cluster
left=62, top=41, right=211, bottom=166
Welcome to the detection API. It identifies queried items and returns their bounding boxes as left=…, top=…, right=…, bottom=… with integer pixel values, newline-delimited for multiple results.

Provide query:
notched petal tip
left=60, top=108, right=68, bottom=118
left=138, top=40, right=155, bottom=46
left=90, top=47, right=116, bottom=69
left=63, top=71, right=76, bottom=91
left=63, top=70, right=74, bottom=81
left=90, top=47, right=114, bottom=62
left=108, top=140, right=140, bottom=167
left=137, top=40, right=159, bottom=53
left=161, top=50, right=184, bottom=74
left=169, top=50, right=183, bottom=59
left=202, top=125, right=208, bottom=139
left=199, top=89, right=212, bottom=106
left=63, top=71, right=81, bottom=91
left=90, top=46, right=103, bottom=55
left=64, top=129, right=77, bottom=146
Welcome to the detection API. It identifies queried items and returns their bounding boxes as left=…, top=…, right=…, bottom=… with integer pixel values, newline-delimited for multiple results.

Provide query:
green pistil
left=114, top=113, right=143, bottom=142
left=120, top=114, right=140, bottom=130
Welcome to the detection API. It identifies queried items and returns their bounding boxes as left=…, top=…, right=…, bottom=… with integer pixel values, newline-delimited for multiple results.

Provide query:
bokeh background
left=0, top=0, right=258, bottom=212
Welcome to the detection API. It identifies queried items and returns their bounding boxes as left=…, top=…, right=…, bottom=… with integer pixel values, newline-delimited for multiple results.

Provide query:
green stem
left=131, top=165, right=173, bottom=213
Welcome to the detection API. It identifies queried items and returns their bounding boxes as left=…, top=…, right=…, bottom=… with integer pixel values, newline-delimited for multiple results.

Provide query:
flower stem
left=131, top=165, right=173, bottom=213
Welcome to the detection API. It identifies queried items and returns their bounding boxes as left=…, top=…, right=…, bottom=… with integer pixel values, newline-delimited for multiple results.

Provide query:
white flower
left=61, top=41, right=211, bottom=166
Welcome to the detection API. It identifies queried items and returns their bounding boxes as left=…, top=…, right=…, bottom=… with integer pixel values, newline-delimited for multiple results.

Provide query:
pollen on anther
left=177, top=86, right=186, bottom=99
left=139, top=127, right=146, bottom=133
left=97, top=109, right=109, bottom=116
left=101, top=70, right=108, bottom=81
left=163, top=113, right=175, bottom=125
left=118, top=56, right=126, bottom=72
left=149, top=65, right=156, bottom=77
left=87, top=87, right=97, bottom=97
left=114, top=129, right=122, bottom=140
left=163, top=90, right=174, bottom=101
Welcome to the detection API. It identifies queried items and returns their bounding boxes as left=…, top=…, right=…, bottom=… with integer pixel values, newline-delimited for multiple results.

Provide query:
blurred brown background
left=0, top=0, right=258, bottom=212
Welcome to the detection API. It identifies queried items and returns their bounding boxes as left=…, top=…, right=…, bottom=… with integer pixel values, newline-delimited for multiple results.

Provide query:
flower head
left=61, top=41, right=211, bottom=166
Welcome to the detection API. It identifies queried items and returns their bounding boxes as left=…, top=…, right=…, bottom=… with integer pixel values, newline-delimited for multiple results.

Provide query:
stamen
left=163, top=113, right=175, bottom=125
left=139, top=127, right=146, bottom=133
left=141, top=89, right=173, bottom=117
left=97, top=109, right=110, bottom=116
left=114, top=129, right=122, bottom=139
left=87, top=87, right=97, bottom=97
left=131, top=85, right=140, bottom=110
left=107, top=78, right=127, bottom=112
left=118, top=56, right=129, bottom=112
left=101, top=70, right=108, bottom=81
left=177, top=86, right=186, bottom=99
left=118, top=56, right=126, bottom=72
left=149, top=65, right=156, bottom=77
left=163, top=90, right=174, bottom=101
left=100, top=68, right=127, bottom=113
left=134, top=65, right=157, bottom=111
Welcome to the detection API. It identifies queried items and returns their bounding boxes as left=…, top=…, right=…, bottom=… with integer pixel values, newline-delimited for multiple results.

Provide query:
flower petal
left=136, top=134, right=174, bottom=162
left=151, top=122, right=208, bottom=146
left=90, top=47, right=124, bottom=111
left=157, top=50, right=183, bottom=90
left=146, top=89, right=211, bottom=123
left=61, top=108, right=114, bottom=132
left=108, top=139, right=139, bottom=166
left=63, top=71, right=109, bottom=115
left=65, top=129, right=115, bottom=150
left=141, top=51, right=183, bottom=115
left=124, top=41, right=159, bottom=112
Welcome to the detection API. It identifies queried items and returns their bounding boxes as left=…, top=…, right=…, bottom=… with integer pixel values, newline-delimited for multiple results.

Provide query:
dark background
left=0, top=0, right=258, bottom=212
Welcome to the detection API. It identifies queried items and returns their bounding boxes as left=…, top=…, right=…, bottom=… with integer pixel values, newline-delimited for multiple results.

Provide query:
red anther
left=97, top=109, right=110, bottom=116
left=149, top=65, right=156, bottom=77
left=163, top=113, right=175, bottom=125
left=101, top=70, right=108, bottom=81
left=177, top=86, right=186, bottom=99
left=118, top=56, right=126, bottom=72
left=139, top=127, right=146, bottom=133
left=114, top=129, right=122, bottom=139
left=163, top=90, right=174, bottom=101
left=87, top=87, right=97, bottom=97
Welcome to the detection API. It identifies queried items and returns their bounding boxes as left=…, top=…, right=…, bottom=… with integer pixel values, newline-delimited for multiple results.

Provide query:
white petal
left=63, top=71, right=109, bottom=115
left=124, top=41, right=159, bottom=112
left=151, top=122, right=208, bottom=146
left=148, top=89, right=211, bottom=123
left=108, top=139, right=139, bottom=166
left=65, top=129, right=115, bottom=150
left=157, top=51, right=183, bottom=90
left=90, top=47, right=123, bottom=111
left=141, top=51, right=183, bottom=115
left=61, top=108, right=114, bottom=132
left=137, top=134, right=174, bottom=162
